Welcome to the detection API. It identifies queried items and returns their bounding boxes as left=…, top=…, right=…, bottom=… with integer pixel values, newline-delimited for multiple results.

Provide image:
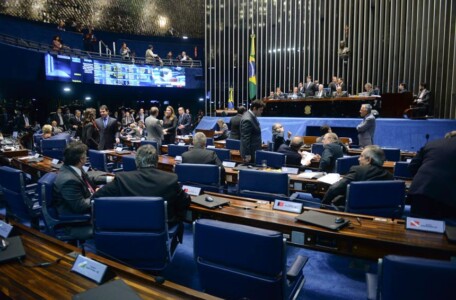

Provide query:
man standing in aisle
left=240, top=100, right=265, bottom=163
left=356, top=104, right=376, bottom=147
left=177, top=107, right=191, bottom=135
left=95, top=105, right=119, bottom=150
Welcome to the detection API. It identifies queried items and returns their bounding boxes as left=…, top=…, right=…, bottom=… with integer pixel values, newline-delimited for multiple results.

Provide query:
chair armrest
left=26, top=183, right=38, bottom=191
left=366, top=273, right=378, bottom=300
left=112, top=168, right=123, bottom=173
left=58, top=214, right=91, bottom=222
left=286, top=255, right=308, bottom=281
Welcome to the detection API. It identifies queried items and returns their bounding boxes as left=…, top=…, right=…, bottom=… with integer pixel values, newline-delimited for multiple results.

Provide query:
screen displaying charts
left=44, top=53, right=199, bottom=88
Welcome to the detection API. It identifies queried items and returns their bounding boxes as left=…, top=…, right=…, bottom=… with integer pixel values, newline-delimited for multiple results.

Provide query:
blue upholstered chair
left=41, top=138, right=67, bottom=161
left=366, top=255, right=456, bottom=300
left=335, top=156, right=360, bottom=175
left=225, top=138, right=241, bottom=150
left=88, top=149, right=115, bottom=172
left=345, top=181, right=405, bottom=218
left=92, top=197, right=181, bottom=271
left=175, top=163, right=222, bottom=192
left=205, top=137, right=214, bottom=146
left=121, top=155, right=137, bottom=171
left=255, top=150, right=286, bottom=169
left=167, top=144, right=189, bottom=157
left=382, top=148, right=401, bottom=162
left=37, top=172, right=91, bottom=241
left=238, top=169, right=289, bottom=201
left=311, top=143, right=324, bottom=155
left=393, top=161, right=413, bottom=180
left=140, top=140, right=159, bottom=154
left=208, top=147, right=231, bottom=162
left=0, top=166, right=40, bottom=227
left=194, top=219, right=307, bottom=300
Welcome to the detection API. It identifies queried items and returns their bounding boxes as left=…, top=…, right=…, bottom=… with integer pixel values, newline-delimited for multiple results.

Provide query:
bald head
left=290, top=136, right=304, bottom=151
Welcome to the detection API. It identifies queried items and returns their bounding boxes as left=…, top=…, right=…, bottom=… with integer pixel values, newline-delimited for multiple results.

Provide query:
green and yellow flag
left=248, top=34, right=257, bottom=100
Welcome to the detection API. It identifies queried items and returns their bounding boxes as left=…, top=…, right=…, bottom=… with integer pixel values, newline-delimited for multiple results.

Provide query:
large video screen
left=44, top=54, right=201, bottom=88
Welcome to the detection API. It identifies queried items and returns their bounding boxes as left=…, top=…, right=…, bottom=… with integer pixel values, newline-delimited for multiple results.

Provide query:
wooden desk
left=1, top=148, right=29, bottom=158
left=12, top=155, right=57, bottom=181
left=190, top=193, right=456, bottom=261
left=0, top=220, right=219, bottom=300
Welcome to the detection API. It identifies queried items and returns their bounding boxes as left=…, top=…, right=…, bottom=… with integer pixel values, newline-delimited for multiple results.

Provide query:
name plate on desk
left=281, top=167, right=299, bottom=174
left=0, top=220, right=13, bottom=238
left=71, top=255, right=114, bottom=284
left=273, top=200, right=303, bottom=214
left=182, top=185, right=201, bottom=196
left=406, top=217, right=445, bottom=234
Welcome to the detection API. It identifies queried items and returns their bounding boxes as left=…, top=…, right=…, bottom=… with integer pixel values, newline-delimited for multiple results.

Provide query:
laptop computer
left=191, top=194, right=230, bottom=209
left=0, top=236, right=26, bottom=264
left=295, top=210, right=350, bottom=231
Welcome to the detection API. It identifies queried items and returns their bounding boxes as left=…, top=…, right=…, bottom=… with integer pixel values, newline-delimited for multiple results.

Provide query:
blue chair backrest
left=382, top=148, right=401, bottom=162
left=193, top=219, right=285, bottom=300
left=380, top=255, right=456, bottom=300
left=346, top=180, right=405, bottom=218
left=37, top=172, right=59, bottom=223
left=140, top=140, right=159, bottom=154
left=88, top=149, right=109, bottom=172
left=225, top=139, right=241, bottom=150
left=335, top=156, right=359, bottom=175
left=168, top=144, right=189, bottom=157
left=238, top=169, right=289, bottom=201
left=311, top=143, right=324, bottom=155
left=93, top=197, right=172, bottom=271
left=0, top=166, right=30, bottom=220
left=122, top=155, right=137, bottom=171
left=41, top=138, right=67, bottom=160
left=175, top=163, right=221, bottom=192
left=206, top=137, right=214, bottom=146
left=208, top=148, right=231, bottom=161
left=255, top=150, right=286, bottom=169
left=393, top=161, right=413, bottom=180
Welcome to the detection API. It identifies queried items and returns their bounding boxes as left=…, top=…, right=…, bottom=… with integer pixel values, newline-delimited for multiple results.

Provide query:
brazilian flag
left=248, top=34, right=257, bottom=100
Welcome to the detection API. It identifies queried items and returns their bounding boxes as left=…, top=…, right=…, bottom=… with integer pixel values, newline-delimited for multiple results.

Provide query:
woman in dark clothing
left=162, top=106, right=177, bottom=145
left=81, top=110, right=99, bottom=150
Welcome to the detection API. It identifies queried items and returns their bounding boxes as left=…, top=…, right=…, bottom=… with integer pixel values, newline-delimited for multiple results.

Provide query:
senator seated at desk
left=320, top=145, right=393, bottom=209
left=53, top=141, right=111, bottom=215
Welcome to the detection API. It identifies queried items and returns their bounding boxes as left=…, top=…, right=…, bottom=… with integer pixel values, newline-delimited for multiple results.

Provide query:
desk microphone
left=425, top=134, right=430, bottom=143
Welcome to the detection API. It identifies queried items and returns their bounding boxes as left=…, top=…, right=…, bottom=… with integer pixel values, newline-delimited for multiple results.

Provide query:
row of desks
left=190, top=192, right=456, bottom=261
left=0, top=219, right=219, bottom=300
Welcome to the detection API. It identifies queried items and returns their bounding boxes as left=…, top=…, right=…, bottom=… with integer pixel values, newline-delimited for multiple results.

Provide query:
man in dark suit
left=54, top=141, right=109, bottom=215
left=278, top=136, right=304, bottom=167
left=318, top=133, right=344, bottom=173
left=328, top=76, right=338, bottom=93
left=51, top=107, right=66, bottom=130
left=304, top=75, right=317, bottom=96
left=95, top=105, right=119, bottom=150
left=356, top=104, right=376, bottom=147
left=321, top=145, right=393, bottom=208
left=412, top=82, right=432, bottom=117
left=93, top=144, right=190, bottom=226
left=229, top=106, right=246, bottom=140
left=182, top=132, right=225, bottom=183
left=145, top=107, right=163, bottom=147
left=240, top=100, right=265, bottom=163
left=408, top=131, right=456, bottom=219
left=177, top=107, right=191, bottom=135
left=69, top=109, right=82, bottom=138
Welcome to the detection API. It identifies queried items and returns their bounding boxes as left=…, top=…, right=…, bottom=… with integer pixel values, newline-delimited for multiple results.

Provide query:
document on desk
left=297, top=172, right=326, bottom=179
left=317, top=173, right=341, bottom=185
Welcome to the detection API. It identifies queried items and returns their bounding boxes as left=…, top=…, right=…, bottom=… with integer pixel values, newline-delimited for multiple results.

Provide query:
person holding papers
left=320, top=145, right=393, bottom=209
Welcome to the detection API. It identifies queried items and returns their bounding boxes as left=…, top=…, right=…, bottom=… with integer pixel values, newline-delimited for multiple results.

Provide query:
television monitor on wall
left=44, top=54, right=201, bottom=89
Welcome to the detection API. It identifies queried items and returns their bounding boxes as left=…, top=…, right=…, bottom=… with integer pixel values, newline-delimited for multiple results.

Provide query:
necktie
left=82, top=173, right=95, bottom=194
left=103, top=118, right=108, bottom=128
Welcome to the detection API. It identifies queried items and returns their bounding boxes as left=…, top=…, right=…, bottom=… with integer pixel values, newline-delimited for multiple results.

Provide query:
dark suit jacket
left=357, top=113, right=376, bottom=147
left=177, top=113, right=191, bottom=135
left=229, top=114, right=243, bottom=140
left=163, top=117, right=177, bottom=145
left=304, top=82, right=317, bottom=96
left=70, top=115, right=83, bottom=137
left=51, top=113, right=65, bottom=128
left=240, top=111, right=262, bottom=161
left=321, top=164, right=393, bottom=205
left=182, top=147, right=225, bottom=183
left=92, top=167, right=190, bottom=225
left=53, top=165, right=98, bottom=215
left=319, top=142, right=344, bottom=173
left=81, top=122, right=99, bottom=150
left=408, top=137, right=456, bottom=210
left=95, top=116, right=119, bottom=150
left=145, top=115, right=163, bottom=147
left=277, top=144, right=302, bottom=167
